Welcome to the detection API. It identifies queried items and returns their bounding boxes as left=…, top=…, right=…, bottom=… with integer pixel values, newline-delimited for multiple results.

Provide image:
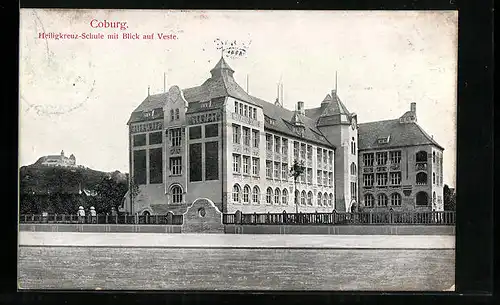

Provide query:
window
left=350, top=162, right=357, bottom=175
left=274, top=188, right=281, bottom=205
left=307, top=191, right=313, bottom=206
left=244, top=105, right=248, bottom=117
left=363, top=174, right=374, bottom=187
left=364, top=194, right=374, bottom=207
left=189, top=143, right=202, bottom=182
left=294, top=142, right=299, bottom=158
left=300, top=143, right=306, bottom=159
left=234, top=102, right=238, bottom=114
left=351, top=138, right=356, bottom=155
left=275, top=136, right=281, bottom=153
left=243, top=185, right=250, bottom=204
left=149, top=132, right=162, bottom=145
left=252, top=130, right=259, bottom=148
left=391, top=193, right=402, bottom=206
left=133, top=134, right=146, bottom=147
left=300, top=191, right=306, bottom=206
left=323, top=171, right=328, bottom=186
left=232, top=184, right=241, bottom=203
left=242, top=156, right=250, bottom=175
left=205, top=123, right=219, bottom=138
left=233, top=154, right=241, bottom=173
left=376, top=173, right=388, bottom=186
left=328, top=172, right=333, bottom=186
left=171, top=185, right=183, bottom=204
left=266, top=187, right=273, bottom=204
left=282, top=188, right=288, bottom=205
left=282, top=163, right=288, bottom=180
left=253, top=108, right=257, bottom=119
left=239, top=103, right=243, bottom=115
left=307, top=168, right=313, bottom=184
left=433, top=172, right=436, bottom=184
left=433, top=191, right=436, bottom=205
left=350, top=182, right=357, bottom=200
left=317, top=193, right=322, bottom=206
left=363, top=153, right=374, bottom=166
left=416, top=151, right=428, bottom=162
left=377, top=193, right=388, bottom=206
left=205, top=142, right=219, bottom=180
left=307, top=145, right=312, bottom=160
left=170, top=157, right=182, bottom=176
left=323, top=149, right=328, bottom=164
left=416, top=172, right=428, bottom=185
left=376, top=152, right=388, bottom=165
left=329, top=151, right=333, bottom=164
left=252, top=186, right=260, bottom=204
left=175, top=109, right=180, bottom=120
left=266, top=161, right=272, bottom=178
left=189, top=126, right=202, bottom=140
left=252, top=158, right=259, bottom=175
left=170, top=109, right=174, bottom=121
left=274, top=162, right=280, bottom=179
left=323, top=192, right=328, bottom=206
left=266, top=134, right=273, bottom=151
left=416, top=191, right=429, bottom=206
left=329, top=193, right=333, bottom=206
left=243, top=127, right=251, bottom=146
left=282, top=139, right=288, bottom=155
left=170, top=128, right=182, bottom=147
left=232, top=124, right=241, bottom=144
left=433, top=151, right=436, bottom=163
left=317, top=170, right=322, bottom=185
left=317, top=149, right=322, bottom=164
left=390, top=172, right=401, bottom=185
left=133, top=150, right=147, bottom=185
left=390, top=151, right=401, bottom=164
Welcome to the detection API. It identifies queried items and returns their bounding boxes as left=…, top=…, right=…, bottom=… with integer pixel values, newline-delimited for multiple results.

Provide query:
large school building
left=122, top=57, right=444, bottom=216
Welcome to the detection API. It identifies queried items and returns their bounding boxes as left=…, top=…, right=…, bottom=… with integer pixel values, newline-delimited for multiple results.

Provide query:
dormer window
left=377, top=136, right=390, bottom=144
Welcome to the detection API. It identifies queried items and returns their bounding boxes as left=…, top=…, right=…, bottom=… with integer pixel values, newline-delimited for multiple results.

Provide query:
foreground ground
left=18, top=246, right=454, bottom=291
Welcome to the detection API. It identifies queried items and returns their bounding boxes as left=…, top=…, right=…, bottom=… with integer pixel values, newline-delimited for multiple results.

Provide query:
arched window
left=329, top=193, right=333, bottom=206
left=364, top=194, right=374, bottom=207
left=433, top=191, right=436, bottom=205
left=172, top=185, right=183, bottom=204
left=416, top=172, right=428, bottom=185
left=282, top=188, right=288, bottom=205
left=433, top=173, right=436, bottom=184
left=307, top=191, right=313, bottom=206
left=377, top=193, right=388, bottom=206
left=274, top=188, right=281, bottom=205
left=266, top=187, right=273, bottom=204
left=433, top=151, right=436, bottom=163
left=232, top=184, right=241, bottom=203
left=391, top=193, right=401, bottom=206
left=416, top=191, right=429, bottom=206
left=317, top=193, right=322, bottom=206
left=350, top=162, right=357, bottom=175
left=323, top=192, right=328, bottom=206
left=416, top=151, right=428, bottom=162
left=175, top=108, right=180, bottom=120
left=243, top=185, right=250, bottom=204
left=252, top=186, right=260, bottom=204
left=143, top=211, right=150, bottom=216
left=170, top=109, right=174, bottom=121
left=300, top=190, right=306, bottom=206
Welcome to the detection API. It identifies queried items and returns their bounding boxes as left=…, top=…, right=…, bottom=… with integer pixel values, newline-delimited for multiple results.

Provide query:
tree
left=94, top=175, right=128, bottom=214
left=289, top=159, right=306, bottom=214
left=443, top=184, right=456, bottom=211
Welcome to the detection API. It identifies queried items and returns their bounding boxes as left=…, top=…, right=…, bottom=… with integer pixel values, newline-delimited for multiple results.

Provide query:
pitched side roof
left=358, top=119, right=444, bottom=150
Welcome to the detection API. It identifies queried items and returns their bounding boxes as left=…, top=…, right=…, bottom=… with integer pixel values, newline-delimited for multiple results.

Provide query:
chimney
left=297, top=101, right=305, bottom=115
left=411, top=102, right=416, bottom=114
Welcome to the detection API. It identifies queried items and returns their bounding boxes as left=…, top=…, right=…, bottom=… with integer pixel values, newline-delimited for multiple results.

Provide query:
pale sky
left=19, top=9, right=458, bottom=187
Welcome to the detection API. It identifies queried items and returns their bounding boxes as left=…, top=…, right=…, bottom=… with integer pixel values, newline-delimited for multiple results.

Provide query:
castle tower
left=316, top=88, right=358, bottom=212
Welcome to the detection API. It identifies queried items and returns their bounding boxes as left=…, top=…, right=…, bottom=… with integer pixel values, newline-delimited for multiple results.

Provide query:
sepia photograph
left=18, top=9, right=457, bottom=291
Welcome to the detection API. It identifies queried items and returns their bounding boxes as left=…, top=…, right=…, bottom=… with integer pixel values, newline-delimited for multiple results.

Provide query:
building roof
left=358, top=119, right=444, bottom=150
left=304, top=91, right=351, bottom=125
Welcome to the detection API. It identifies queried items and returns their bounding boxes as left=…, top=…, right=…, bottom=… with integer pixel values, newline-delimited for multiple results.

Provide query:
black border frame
left=3, top=0, right=494, bottom=304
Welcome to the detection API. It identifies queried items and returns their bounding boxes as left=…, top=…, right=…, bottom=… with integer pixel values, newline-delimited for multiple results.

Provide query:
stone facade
left=181, top=198, right=224, bottom=233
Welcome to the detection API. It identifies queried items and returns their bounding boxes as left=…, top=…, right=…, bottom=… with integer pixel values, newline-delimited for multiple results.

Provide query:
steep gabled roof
left=358, top=119, right=444, bottom=150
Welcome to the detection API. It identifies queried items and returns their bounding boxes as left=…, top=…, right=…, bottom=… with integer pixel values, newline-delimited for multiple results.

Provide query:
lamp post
left=290, top=159, right=306, bottom=214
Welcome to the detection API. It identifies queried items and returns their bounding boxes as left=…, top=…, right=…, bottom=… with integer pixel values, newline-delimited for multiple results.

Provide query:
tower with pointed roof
left=316, top=87, right=359, bottom=212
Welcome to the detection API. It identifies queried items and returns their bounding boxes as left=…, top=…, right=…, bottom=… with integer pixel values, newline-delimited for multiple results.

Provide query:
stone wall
left=181, top=198, right=224, bottom=233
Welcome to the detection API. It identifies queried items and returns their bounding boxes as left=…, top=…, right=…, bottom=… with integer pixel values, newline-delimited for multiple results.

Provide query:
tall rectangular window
left=294, top=141, right=299, bottom=158
left=149, top=148, right=163, bottom=184
left=317, top=149, right=322, bottom=164
left=282, top=163, right=288, bottom=180
left=329, top=151, right=333, bottom=164
left=252, top=130, right=259, bottom=148
left=363, top=174, right=374, bottom=186
left=328, top=172, right=333, bottom=186
left=390, top=151, right=402, bottom=164
left=243, top=156, right=250, bottom=175
left=317, top=170, right=322, bottom=185
left=133, top=134, right=146, bottom=147
left=307, top=145, right=312, bottom=160
left=390, top=172, right=401, bottom=185
left=274, top=162, right=280, bottom=179
left=274, top=136, right=281, bottom=153
left=189, top=126, right=202, bottom=140
left=189, top=143, right=202, bottom=182
left=133, top=150, right=147, bottom=185
left=243, top=127, right=251, bottom=146
left=205, top=123, right=219, bottom=138
left=170, top=157, right=182, bottom=176
left=232, top=154, right=241, bottom=173
left=266, top=134, right=273, bottom=151
left=376, top=152, right=388, bottom=165
left=307, top=168, right=313, bottom=184
left=205, top=142, right=219, bottom=180
left=323, top=149, right=328, bottom=164
left=239, top=103, right=243, bottom=115
left=376, top=173, right=388, bottom=186
left=232, top=124, right=241, bottom=144
left=363, top=153, right=374, bottom=166
left=266, top=161, right=272, bottom=178
left=282, top=139, right=288, bottom=155
left=234, top=102, right=239, bottom=114
left=243, top=105, right=248, bottom=117
left=351, top=182, right=357, bottom=200
left=149, top=132, right=162, bottom=145
left=170, top=128, right=182, bottom=147
left=252, top=158, right=259, bottom=175
left=300, top=143, right=306, bottom=159
left=323, top=171, right=328, bottom=186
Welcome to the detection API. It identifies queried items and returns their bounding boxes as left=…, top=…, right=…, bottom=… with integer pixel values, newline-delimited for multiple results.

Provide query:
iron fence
left=222, top=210, right=455, bottom=225
left=19, top=214, right=183, bottom=225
